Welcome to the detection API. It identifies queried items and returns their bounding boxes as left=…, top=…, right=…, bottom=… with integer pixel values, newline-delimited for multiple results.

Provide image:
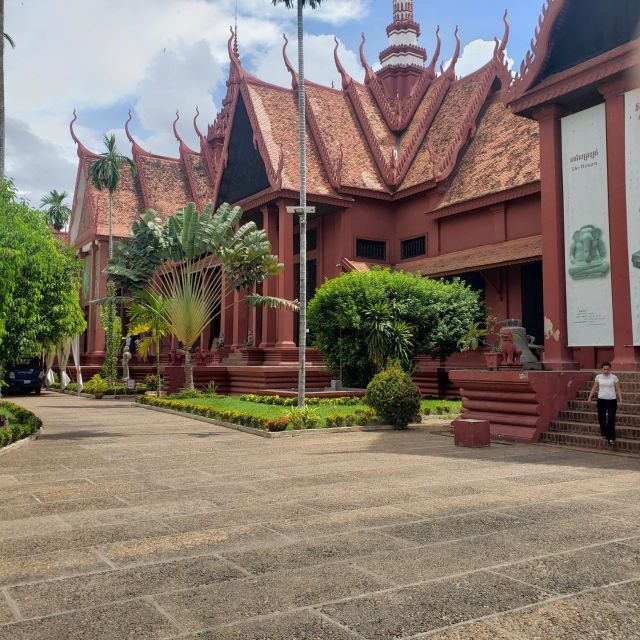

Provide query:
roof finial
left=70, top=109, right=80, bottom=145
left=282, top=33, right=298, bottom=89
left=333, top=37, right=352, bottom=90
left=445, top=26, right=461, bottom=79
left=234, top=0, right=239, bottom=56
left=124, top=110, right=134, bottom=143
left=393, top=0, right=414, bottom=23
left=172, top=110, right=181, bottom=142
left=193, top=106, right=204, bottom=141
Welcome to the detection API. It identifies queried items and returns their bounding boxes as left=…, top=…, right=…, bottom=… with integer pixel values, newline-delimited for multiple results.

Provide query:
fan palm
left=88, top=134, right=137, bottom=259
left=271, top=0, right=323, bottom=407
left=128, top=289, right=170, bottom=397
left=109, top=202, right=288, bottom=390
left=41, top=190, right=71, bottom=232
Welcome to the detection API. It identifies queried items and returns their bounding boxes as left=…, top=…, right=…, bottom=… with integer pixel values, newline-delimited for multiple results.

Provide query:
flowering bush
left=365, top=361, right=421, bottom=430
left=286, top=406, right=320, bottom=429
left=0, top=401, right=42, bottom=447
left=238, top=394, right=361, bottom=407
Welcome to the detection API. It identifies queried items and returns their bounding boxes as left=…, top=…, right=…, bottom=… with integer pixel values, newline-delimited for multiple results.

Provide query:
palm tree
left=1, top=0, right=15, bottom=178
left=128, top=289, right=170, bottom=397
left=41, top=190, right=71, bottom=232
left=88, top=134, right=137, bottom=259
left=272, top=0, right=323, bottom=408
left=109, top=202, right=289, bottom=390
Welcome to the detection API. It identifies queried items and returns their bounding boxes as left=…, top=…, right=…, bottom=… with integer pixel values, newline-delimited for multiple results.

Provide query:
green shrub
left=308, top=268, right=482, bottom=387
left=0, top=401, right=42, bottom=447
left=204, top=381, right=218, bottom=397
left=286, top=406, right=320, bottom=430
left=143, top=374, right=164, bottom=391
left=435, top=404, right=449, bottom=415
left=83, top=374, right=109, bottom=395
left=365, top=362, right=421, bottom=430
left=66, top=383, right=78, bottom=392
left=238, top=394, right=362, bottom=407
left=169, top=389, right=204, bottom=400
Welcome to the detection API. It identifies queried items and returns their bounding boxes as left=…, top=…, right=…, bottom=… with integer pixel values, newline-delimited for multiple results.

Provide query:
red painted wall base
left=449, top=369, right=593, bottom=443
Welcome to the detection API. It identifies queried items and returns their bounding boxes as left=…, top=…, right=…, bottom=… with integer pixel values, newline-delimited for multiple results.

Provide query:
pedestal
left=453, top=418, right=491, bottom=448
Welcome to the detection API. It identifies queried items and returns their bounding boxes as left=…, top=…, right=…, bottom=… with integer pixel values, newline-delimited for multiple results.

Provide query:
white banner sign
left=561, top=104, right=614, bottom=347
left=625, top=89, right=640, bottom=345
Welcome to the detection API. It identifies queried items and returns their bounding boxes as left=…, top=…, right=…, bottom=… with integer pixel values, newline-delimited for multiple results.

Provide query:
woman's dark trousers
left=597, top=399, right=617, bottom=441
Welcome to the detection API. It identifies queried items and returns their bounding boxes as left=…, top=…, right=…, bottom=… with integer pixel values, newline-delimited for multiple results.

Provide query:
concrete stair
left=542, top=371, right=640, bottom=453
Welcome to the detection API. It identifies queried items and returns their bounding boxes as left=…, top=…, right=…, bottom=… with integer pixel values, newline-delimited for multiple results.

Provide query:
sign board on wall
left=561, top=103, right=614, bottom=347
left=625, top=89, right=640, bottom=345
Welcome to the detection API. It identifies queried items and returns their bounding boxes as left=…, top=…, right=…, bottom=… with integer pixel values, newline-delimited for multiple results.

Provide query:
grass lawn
left=168, top=396, right=461, bottom=426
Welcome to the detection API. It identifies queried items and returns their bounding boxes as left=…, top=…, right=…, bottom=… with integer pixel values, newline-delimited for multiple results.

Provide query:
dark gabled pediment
left=540, top=0, right=640, bottom=81
left=217, top=94, right=270, bottom=206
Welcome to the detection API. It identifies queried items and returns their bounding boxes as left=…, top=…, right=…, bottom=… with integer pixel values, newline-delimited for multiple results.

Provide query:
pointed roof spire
left=69, top=109, right=98, bottom=158
left=380, top=0, right=426, bottom=69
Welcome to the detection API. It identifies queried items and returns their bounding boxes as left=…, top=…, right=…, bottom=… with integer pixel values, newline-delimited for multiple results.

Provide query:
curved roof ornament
left=227, top=26, right=244, bottom=79
left=359, top=32, right=373, bottom=76
left=427, top=26, right=442, bottom=75
left=124, top=109, right=148, bottom=157
left=282, top=33, right=298, bottom=90
left=445, top=26, right=461, bottom=79
left=499, top=9, right=510, bottom=55
left=333, top=36, right=352, bottom=90
left=173, top=110, right=197, bottom=155
left=69, top=109, right=97, bottom=158
left=193, top=106, right=205, bottom=142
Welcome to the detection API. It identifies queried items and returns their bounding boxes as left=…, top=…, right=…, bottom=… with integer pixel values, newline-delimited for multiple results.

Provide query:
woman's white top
left=596, top=373, right=619, bottom=400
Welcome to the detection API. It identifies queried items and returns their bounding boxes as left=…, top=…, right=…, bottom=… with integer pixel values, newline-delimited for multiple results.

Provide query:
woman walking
left=587, top=361, right=622, bottom=446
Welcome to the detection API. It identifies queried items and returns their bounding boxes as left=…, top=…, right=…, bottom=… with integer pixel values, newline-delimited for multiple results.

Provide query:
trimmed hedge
left=0, top=401, right=42, bottom=448
left=238, top=394, right=362, bottom=407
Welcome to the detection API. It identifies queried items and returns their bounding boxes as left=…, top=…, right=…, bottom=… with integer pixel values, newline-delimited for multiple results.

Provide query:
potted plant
left=84, top=374, right=109, bottom=399
left=457, top=317, right=503, bottom=370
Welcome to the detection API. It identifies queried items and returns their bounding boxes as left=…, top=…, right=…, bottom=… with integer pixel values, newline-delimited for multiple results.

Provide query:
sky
left=4, top=0, right=544, bottom=208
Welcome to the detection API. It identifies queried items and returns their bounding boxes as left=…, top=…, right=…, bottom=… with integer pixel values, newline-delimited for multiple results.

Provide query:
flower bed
left=0, top=401, right=42, bottom=448
left=136, top=395, right=378, bottom=432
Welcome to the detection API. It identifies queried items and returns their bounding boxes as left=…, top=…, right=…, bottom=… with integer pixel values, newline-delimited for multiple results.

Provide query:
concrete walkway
left=1, top=391, right=639, bottom=639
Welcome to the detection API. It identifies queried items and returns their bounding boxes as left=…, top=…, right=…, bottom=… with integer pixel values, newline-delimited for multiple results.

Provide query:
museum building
left=67, top=0, right=640, bottom=399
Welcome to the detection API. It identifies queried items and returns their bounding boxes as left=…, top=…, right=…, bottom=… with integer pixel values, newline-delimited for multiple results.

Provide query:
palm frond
left=3, top=32, right=15, bottom=49
left=246, top=295, right=300, bottom=312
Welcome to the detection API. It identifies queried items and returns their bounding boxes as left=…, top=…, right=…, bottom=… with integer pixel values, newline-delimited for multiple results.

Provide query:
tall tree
left=40, top=190, right=71, bottom=232
left=271, top=0, right=323, bottom=408
left=88, top=134, right=137, bottom=259
left=0, top=179, right=85, bottom=370
left=0, top=0, right=15, bottom=179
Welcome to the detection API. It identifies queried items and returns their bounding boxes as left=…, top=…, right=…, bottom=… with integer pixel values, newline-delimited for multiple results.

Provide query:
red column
left=276, top=202, right=295, bottom=347
left=533, top=105, right=578, bottom=370
left=92, top=242, right=107, bottom=356
left=600, top=81, right=639, bottom=369
left=220, top=274, right=234, bottom=347
left=231, top=289, right=249, bottom=349
left=260, top=205, right=278, bottom=348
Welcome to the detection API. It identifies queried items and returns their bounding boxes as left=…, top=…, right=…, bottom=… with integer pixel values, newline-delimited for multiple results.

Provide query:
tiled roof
left=185, top=153, right=215, bottom=208
left=138, top=156, right=192, bottom=219
left=437, top=95, right=540, bottom=209
left=399, top=235, right=543, bottom=277
left=305, top=83, right=386, bottom=191
left=244, top=80, right=337, bottom=197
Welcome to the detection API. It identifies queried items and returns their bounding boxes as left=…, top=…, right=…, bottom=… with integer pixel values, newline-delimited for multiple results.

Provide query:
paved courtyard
left=0, top=392, right=639, bottom=639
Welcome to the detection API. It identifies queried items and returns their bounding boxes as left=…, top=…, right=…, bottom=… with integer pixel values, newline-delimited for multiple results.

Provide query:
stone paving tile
left=0, top=514, right=71, bottom=539
left=162, top=504, right=322, bottom=534
left=0, top=496, right=127, bottom=521
left=493, top=496, right=623, bottom=523
left=426, top=622, right=513, bottom=639
left=265, top=505, right=418, bottom=539
left=100, top=523, right=287, bottom=567
left=296, top=488, right=431, bottom=513
left=320, top=570, right=551, bottom=639
left=494, top=543, right=640, bottom=594
left=59, top=498, right=219, bottom=529
left=191, top=610, right=360, bottom=639
left=29, top=477, right=171, bottom=502
left=392, top=493, right=527, bottom=518
left=0, top=521, right=173, bottom=560
left=0, top=596, right=15, bottom=624
left=0, top=599, right=178, bottom=639
left=156, top=563, right=390, bottom=632
left=491, top=580, right=640, bottom=639
left=0, top=548, right=110, bottom=587
left=354, top=530, right=549, bottom=585
left=0, top=475, right=18, bottom=486
left=379, top=510, right=530, bottom=546
left=9, top=556, right=245, bottom=619
left=222, top=529, right=415, bottom=575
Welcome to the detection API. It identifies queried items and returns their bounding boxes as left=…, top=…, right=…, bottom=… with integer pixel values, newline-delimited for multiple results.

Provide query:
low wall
left=449, top=369, right=593, bottom=443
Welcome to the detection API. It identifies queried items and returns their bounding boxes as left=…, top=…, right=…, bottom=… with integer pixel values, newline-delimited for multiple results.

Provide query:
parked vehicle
left=5, top=358, right=44, bottom=394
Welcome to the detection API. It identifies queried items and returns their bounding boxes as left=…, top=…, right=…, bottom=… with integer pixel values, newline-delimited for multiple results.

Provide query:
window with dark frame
left=356, top=238, right=386, bottom=261
left=401, top=235, right=426, bottom=260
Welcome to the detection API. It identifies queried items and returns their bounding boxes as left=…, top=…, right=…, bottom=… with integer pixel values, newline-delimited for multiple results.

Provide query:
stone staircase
left=542, top=372, right=640, bottom=453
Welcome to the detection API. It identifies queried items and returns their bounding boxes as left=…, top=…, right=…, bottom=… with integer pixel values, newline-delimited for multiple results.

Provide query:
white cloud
left=251, top=33, right=364, bottom=89
left=4, top=0, right=365, bottom=207
left=444, top=38, right=514, bottom=78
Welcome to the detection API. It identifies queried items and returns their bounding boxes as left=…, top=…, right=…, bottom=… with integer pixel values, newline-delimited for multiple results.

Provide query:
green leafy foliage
left=83, top=374, right=109, bottom=395
left=238, top=394, right=362, bottom=407
left=308, top=268, right=482, bottom=388
left=286, top=406, right=320, bottom=429
left=40, top=190, right=71, bottom=232
left=0, top=179, right=85, bottom=369
left=0, top=401, right=42, bottom=447
left=365, top=361, right=422, bottom=430
left=100, top=281, right=121, bottom=387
